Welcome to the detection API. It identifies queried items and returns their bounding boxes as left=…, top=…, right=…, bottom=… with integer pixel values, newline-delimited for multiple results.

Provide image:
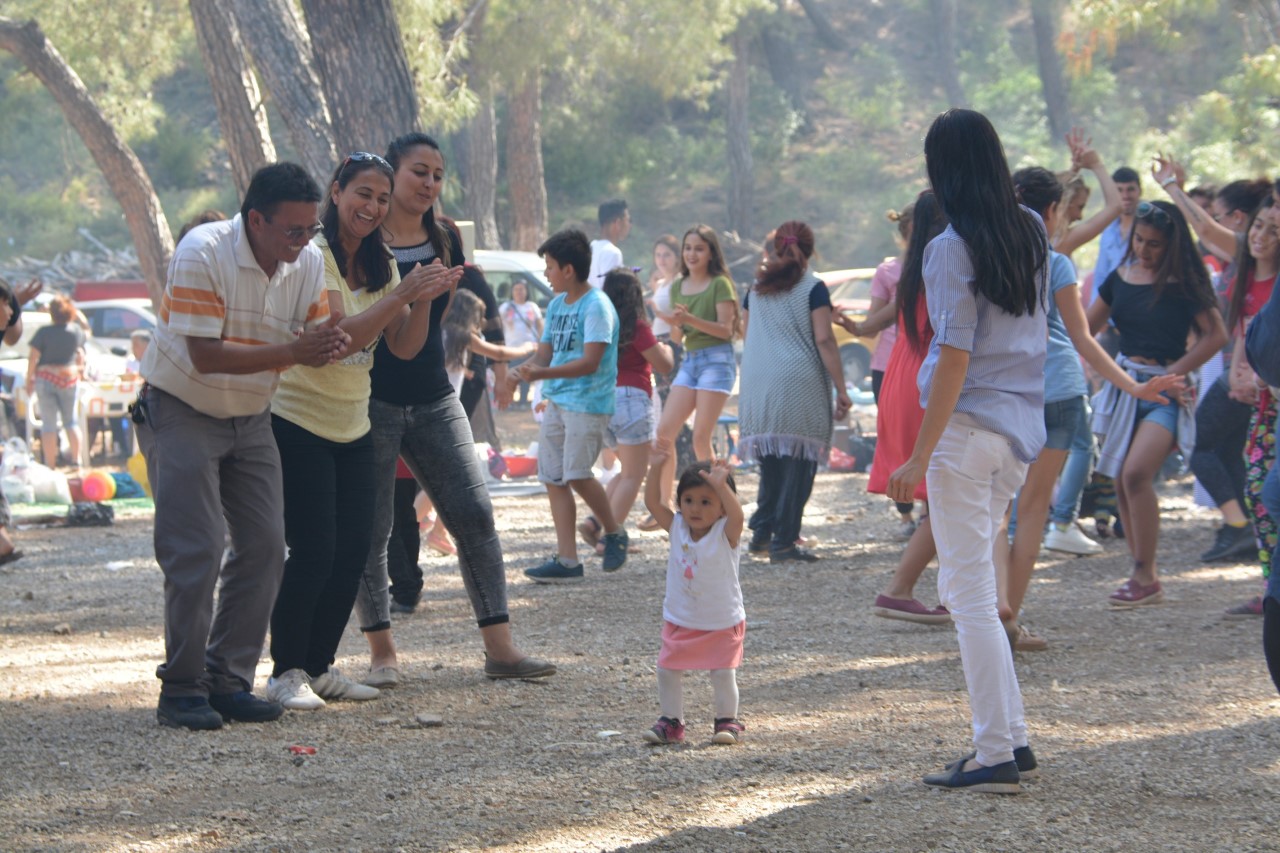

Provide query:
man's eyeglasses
left=343, top=151, right=391, bottom=171
left=269, top=221, right=324, bottom=241
left=1136, top=201, right=1172, bottom=228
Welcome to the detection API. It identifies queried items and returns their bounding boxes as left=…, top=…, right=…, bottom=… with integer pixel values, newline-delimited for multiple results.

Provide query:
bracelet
left=1160, top=177, right=1178, bottom=188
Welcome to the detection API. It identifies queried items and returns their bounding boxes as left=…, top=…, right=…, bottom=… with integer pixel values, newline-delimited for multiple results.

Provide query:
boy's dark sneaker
left=643, top=716, right=685, bottom=744
left=924, top=758, right=1021, bottom=794
left=712, top=717, right=745, bottom=745
left=748, top=534, right=770, bottom=554
left=390, top=595, right=420, bottom=615
left=208, top=691, right=284, bottom=723
left=157, top=695, right=223, bottom=731
left=524, top=556, right=585, bottom=584
left=1200, top=524, right=1256, bottom=563
left=945, top=745, right=1038, bottom=780
left=601, top=529, right=629, bottom=572
left=770, top=546, right=820, bottom=563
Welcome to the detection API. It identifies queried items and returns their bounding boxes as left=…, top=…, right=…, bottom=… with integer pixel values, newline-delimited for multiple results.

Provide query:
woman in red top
left=578, top=269, right=673, bottom=553
left=859, top=193, right=953, bottom=624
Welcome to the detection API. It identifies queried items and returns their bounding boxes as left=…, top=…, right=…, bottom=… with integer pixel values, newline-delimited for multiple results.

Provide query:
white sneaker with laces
left=267, top=668, right=326, bottom=710
left=1043, top=522, right=1103, bottom=556
left=311, top=667, right=380, bottom=701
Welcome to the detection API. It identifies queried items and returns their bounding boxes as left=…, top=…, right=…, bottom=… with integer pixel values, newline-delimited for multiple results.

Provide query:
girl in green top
left=653, top=225, right=739, bottom=483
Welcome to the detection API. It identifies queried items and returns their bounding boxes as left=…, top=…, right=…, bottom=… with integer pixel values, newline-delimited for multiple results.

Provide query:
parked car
left=472, top=250, right=554, bottom=309
left=77, top=298, right=156, bottom=353
left=816, top=267, right=882, bottom=391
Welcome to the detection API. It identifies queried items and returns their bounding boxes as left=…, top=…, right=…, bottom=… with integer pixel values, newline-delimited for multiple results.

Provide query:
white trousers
left=927, top=417, right=1029, bottom=767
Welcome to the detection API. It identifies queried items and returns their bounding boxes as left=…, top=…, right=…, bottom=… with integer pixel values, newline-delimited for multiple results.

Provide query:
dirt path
left=1, top=459, right=1278, bottom=851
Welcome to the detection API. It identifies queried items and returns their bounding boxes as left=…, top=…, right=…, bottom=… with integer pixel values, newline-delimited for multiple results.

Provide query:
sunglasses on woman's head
left=1136, top=201, right=1172, bottom=227
left=342, top=151, right=391, bottom=171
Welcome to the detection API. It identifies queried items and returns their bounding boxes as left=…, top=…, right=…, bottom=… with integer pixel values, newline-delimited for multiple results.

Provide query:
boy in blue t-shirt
left=508, top=229, right=626, bottom=581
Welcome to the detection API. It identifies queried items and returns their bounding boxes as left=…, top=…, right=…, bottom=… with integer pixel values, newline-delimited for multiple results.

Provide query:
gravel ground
left=2, top=411, right=1279, bottom=852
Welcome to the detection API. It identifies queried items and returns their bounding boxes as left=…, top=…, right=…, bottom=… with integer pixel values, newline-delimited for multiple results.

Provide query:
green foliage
left=1, top=0, right=1276, bottom=276
left=394, top=0, right=478, bottom=131
left=6, top=0, right=191, bottom=139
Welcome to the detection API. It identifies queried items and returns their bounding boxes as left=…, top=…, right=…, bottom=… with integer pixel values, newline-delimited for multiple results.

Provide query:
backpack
left=1246, top=286, right=1280, bottom=387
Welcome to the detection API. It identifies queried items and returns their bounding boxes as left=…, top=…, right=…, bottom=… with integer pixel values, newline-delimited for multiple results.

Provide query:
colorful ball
left=81, top=470, right=116, bottom=502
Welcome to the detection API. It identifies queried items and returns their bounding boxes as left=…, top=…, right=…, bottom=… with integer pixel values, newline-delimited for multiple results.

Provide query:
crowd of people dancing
left=123, top=106, right=1280, bottom=795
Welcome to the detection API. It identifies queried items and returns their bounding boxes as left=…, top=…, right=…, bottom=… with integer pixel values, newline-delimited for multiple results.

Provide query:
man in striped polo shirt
left=138, top=163, right=351, bottom=730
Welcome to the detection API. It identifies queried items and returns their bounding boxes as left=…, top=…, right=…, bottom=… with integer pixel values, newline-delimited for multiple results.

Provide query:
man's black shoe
left=157, top=695, right=223, bottom=730
left=208, top=691, right=284, bottom=723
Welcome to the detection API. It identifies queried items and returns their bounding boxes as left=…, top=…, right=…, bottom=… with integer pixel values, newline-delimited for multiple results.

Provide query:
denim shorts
left=1043, top=396, right=1087, bottom=451
left=673, top=342, right=736, bottom=394
left=1136, top=396, right=1179, bottom=435
left=606, top=386, right=655, bottom=447
left=36, top=379, right=77, bottom=433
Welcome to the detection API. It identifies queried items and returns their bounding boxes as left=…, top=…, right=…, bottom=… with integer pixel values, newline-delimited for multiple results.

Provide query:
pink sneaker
left=712, top=717, right=745, bottom=745
left=1224, top=595, right=1264, bottom=620
left=643, top=716, right=685, bottom=745
left=872, top=594, right=951, bottom=625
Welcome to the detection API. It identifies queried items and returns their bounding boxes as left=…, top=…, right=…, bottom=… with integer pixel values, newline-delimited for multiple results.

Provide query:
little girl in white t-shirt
left=641, top=446, right=745, bottom=745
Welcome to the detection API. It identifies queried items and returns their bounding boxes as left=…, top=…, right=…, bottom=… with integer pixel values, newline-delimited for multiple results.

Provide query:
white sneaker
left=311, top=666, right=380, bottom=701
left=267, top=668, right=326, bottom=710
left=1043, top=522, right=1103, bottom=556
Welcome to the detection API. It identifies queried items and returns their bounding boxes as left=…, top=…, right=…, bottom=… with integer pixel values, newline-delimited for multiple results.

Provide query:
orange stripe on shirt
left=170, top=286, right=224, bottom=307
left=305, top=300, right=330, bottom=323
left=168, top=299, right=225, bottom=319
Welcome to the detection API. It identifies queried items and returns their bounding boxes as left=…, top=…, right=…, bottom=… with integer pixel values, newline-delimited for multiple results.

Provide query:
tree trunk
left=505, top=72, right=548, bottom=251
left=232, top=0, right=336, bottom=185
left=190, top=0, right=276, bottom=197
left=1031, top=0, right=1071, bottom=140
left=300, top=0, right=418, bottom=156
left=928, top=0, right=966, bottom=107
left=796, top=0, right=846, bottom=50
left=0, top=17, right=173, bottom=307
left=459, top=93, right=501, bottom=250
left=760, top=28, right=812, bottom=134
left=726, top=27, right=754, bottom=238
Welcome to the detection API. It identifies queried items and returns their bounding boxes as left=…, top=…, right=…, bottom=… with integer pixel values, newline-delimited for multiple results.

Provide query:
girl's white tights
left=657, top=666, right=740, bottom=722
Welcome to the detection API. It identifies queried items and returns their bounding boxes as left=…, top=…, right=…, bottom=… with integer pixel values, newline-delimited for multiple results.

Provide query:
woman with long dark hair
left=350, top=133, right=554, bottom=686
left=888, top=109, right=1048, bottom=793
left=1088, top=200, right=1227, bottom=606
left=1191, top=195, right=1278, bottom=566
left=738, top=221, right=851, bottom=562
left=266, top=152, right=458, bottom=710
left=652, top=225, right=738, bottom=473
left=1224, top=198, right=1280, bottom=617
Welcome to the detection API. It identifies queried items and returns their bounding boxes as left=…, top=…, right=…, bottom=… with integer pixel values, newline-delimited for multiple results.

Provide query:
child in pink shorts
left=641, top=449, right=745, bottom=745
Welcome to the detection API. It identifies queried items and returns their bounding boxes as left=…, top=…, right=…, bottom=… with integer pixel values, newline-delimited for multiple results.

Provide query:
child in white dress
left=641, top=446, right=745, bottom=745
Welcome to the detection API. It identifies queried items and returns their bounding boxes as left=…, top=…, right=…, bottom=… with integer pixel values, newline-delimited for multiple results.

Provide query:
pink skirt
left=657, top=620, right=745, bottom=670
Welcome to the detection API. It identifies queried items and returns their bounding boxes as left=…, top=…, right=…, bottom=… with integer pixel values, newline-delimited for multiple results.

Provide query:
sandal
left=578, top=515, right=602, bottom=549
left=426, top=526, right=456, bottom=557
left=0, top=549, right=23, bottom=567
left=1109, top=578, right=1163, bottom=607
left=637, top=514, right=662, bottom=532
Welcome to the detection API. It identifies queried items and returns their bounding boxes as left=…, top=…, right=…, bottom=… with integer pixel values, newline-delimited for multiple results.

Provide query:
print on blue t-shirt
left=540, top=288, right=619, bottom=415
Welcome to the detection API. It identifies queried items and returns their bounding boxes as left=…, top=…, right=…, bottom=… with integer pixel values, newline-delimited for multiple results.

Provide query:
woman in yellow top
left=266, top=152, right=460, bottom=712
left=652, top=225, right=739, bottom=498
